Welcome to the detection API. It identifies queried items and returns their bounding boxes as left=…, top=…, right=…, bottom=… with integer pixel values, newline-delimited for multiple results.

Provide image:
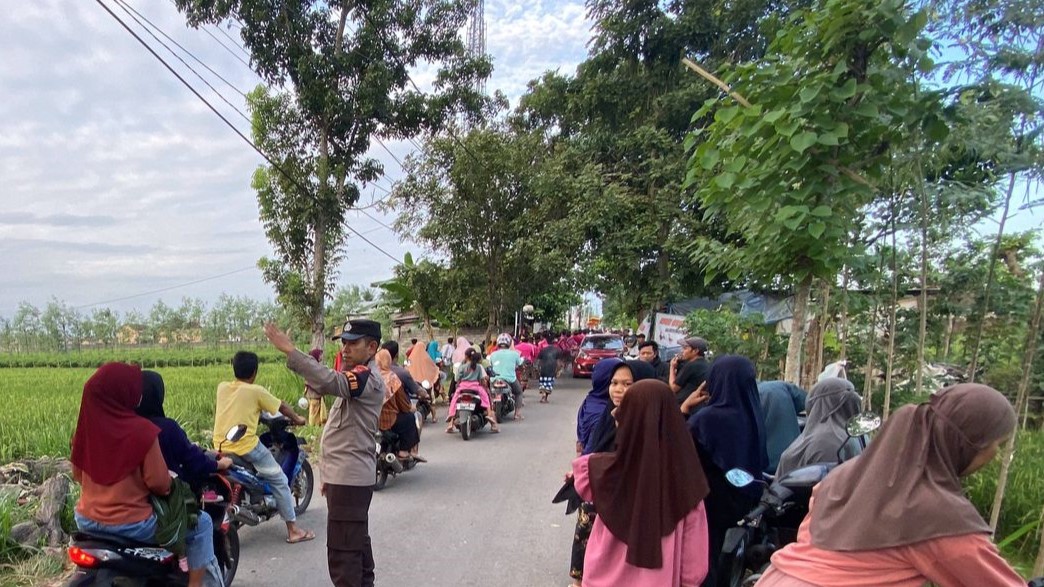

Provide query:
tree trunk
left=840, top=266, right=850, bottom=362
left=968, top=173, right=1017, bottom=382
left=862, top=294, right=880, bottom=412
left=941, top=314, right=954, bottom=362
left=784, top=274, right=813, bottom=384
left=883, top=214, right=899, bottom=420
left=915, top=183, right=930, bottom=396
left=814, top=282, right=831, bottom=384
left=988, top=269, right=1044, bottom=531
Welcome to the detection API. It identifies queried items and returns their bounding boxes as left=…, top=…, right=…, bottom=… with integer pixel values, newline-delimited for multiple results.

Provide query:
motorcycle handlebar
left=743, top=503, right=770, bottom=524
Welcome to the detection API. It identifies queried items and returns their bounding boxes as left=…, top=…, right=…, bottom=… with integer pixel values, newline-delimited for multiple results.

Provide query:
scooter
left=717, top=412, right=882, bottom=587
left=492, top=376, right=516, bottom=422
left=222, top=414, right=314, bottom=528
left=65, top=429, right=244, bottom=586
left=453, top=385, right=491, bottom=441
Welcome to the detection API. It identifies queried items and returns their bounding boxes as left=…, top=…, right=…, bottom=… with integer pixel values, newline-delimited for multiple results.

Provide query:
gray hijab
left=775, top=377, right=862, bottom=477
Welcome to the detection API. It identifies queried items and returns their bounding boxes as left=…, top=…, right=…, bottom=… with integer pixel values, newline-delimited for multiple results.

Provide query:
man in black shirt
left=638, top=340, right=670, bottom=383
left=669, top=337, right=710, bottom=407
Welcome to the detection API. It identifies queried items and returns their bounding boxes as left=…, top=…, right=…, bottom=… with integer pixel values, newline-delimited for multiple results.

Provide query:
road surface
left=235, top=374, right=589, bottom=586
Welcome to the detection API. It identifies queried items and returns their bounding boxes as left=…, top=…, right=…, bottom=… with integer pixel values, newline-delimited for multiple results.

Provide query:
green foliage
left=684, top=308, right=787, bottom=379
left=687, top=0, right=935, bottom=286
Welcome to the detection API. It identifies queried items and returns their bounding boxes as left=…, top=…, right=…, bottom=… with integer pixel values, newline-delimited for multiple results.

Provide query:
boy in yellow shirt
left=213, top=351, right=313, bottom=544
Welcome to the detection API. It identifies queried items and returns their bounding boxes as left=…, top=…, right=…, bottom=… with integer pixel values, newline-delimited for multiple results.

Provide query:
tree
left=12, top=302, right=42, bottom=352
left=686, top=0, right=938, bottom=383
left=392, top=125, right=552, bottom=337
left=514, top=0, right=805, bottom=324
left=327, top=284, right=377, bottom=326
left=175, top=0, right=491, bottom=350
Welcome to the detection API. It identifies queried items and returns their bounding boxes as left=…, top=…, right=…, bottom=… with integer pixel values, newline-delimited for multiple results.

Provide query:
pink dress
left=573, top=455, right=710, bottom=587
left=447, top=380, right=492, bottom=418
left=756, top=496, right=1025, bottom=587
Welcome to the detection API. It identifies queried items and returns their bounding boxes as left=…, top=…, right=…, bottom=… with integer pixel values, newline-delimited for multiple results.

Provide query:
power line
left=118, top=0, right=250, bottom=98
left=94, top=0, right=403, bottom=265
left=211, top=22, right=251, bottom=60
left=197, top=16, right=253, bottom=68
left=356, top=207, right=396, bottom=232
left=74, top=266, right=256, bottom=309
left=112, top=0, right=250, bottom=123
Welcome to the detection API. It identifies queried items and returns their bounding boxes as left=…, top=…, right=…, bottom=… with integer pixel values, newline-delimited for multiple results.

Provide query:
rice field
left=0, top=361, right=323, bottom=463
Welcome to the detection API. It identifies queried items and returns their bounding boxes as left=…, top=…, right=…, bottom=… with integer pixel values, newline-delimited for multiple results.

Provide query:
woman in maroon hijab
left=71, top=362, right=212, bottom=587
left=756, top=384, right=1024, bottom=587
left=571, top=379, right=711, bottom=586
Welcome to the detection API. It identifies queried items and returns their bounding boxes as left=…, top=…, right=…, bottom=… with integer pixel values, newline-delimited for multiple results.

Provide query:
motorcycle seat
left=73, top=531, right=168, bottom=551
left=379, top=430, right=400, bottom=443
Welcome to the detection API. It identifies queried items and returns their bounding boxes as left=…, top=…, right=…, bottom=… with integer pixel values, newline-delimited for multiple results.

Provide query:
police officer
left=264, top=319, right=385, bottom=587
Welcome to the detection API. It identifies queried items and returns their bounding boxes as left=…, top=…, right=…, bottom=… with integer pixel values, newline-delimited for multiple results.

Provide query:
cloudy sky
left=0, top=0, right=592, bottom=318
left=0, top=2, right=1038, bottom=320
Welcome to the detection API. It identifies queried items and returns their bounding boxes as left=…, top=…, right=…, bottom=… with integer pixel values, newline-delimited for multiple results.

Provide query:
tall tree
left=176, top=0, right=490, bottom=349
left=392, top=125, right=549, bottom=338
left=686, top=0, right=938, bottom=383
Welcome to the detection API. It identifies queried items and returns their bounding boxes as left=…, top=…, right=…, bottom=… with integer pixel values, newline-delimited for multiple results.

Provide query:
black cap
left=682, top=337, right=708, bottom=353
left=331, top=319, right=382, bottom=342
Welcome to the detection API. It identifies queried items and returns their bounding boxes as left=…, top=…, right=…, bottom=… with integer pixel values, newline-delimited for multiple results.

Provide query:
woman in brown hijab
left=571, top=379, right=711, bottom=586
left=756, top=384, right=1024, bottom=587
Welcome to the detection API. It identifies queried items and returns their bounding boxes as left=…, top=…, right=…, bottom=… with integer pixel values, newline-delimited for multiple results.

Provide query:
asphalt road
left=235, top=374, right=589, bottom=587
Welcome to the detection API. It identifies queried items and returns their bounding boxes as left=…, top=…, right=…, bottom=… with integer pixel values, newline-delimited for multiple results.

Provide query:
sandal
left=286, top=530, right=315, bottom=544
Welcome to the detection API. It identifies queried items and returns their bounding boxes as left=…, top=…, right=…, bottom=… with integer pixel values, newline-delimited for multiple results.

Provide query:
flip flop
left=287, top=530, right=315, bottom=544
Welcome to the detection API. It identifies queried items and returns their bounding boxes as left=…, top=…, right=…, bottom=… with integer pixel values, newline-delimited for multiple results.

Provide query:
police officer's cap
left=331, top=319, right=382, bottom=343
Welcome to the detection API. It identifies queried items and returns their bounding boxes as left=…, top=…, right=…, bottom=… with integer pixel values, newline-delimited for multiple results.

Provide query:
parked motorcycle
left=454, top=386, right=490, bottom=441
left=492, top=376, right=516, bottom=422
left=716, top=412, right=882, bottom=587
left=65, top=427, right=248, bottom=586
left=223, top=414, right=314, bottom=528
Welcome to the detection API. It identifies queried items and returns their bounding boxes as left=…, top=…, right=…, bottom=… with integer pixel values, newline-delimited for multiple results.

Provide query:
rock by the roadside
left=10, top=521, right=42, bottom=547
left=0, top=483, right=22, bottom=502
left=35, top=475, right=70, bottom=546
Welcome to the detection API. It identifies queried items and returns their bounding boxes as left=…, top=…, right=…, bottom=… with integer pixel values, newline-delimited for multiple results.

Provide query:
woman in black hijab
left=137, top=371, right=232, bottom=488
left=687, top=355, right=768, bottom=586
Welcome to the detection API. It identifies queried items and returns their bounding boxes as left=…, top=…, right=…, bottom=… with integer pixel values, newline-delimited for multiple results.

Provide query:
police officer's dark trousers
left=326, top=484, right=375, bottom=587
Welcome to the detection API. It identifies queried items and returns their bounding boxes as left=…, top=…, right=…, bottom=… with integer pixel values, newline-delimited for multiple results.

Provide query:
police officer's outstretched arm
left=264, top=323, right=356, bottom=399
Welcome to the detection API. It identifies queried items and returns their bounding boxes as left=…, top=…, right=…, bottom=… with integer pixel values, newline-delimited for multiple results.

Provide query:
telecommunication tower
left=466, top=0, right=486, bottom=96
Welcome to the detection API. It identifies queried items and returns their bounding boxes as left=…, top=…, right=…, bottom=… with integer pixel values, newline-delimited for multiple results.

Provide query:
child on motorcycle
left=446, top=348, right=499, bottom=433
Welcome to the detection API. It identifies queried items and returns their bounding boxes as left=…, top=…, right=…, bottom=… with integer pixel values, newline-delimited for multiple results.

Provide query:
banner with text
left=652, top=313, right=688, bottom=348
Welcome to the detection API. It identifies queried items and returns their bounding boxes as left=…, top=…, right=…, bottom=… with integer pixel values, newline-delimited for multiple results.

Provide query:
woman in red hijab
left=571, top=379, right=711, bottom=586
left=71, top=362, right=212, bottom=587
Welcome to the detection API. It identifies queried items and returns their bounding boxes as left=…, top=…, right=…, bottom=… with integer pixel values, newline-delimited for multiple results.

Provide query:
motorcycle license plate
left=457, top=402, right=476, bottom=411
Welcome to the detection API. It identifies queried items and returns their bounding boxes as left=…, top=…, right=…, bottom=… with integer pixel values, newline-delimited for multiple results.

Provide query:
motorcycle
left=65, top=427, right=248, bottom=586
left=223, top=414, right=314, bottom=528
left=373, top=421, right=424, bottom=491
left=492, top=375, right=516, bottom=422
left=453, top=385, right=490, bottom=441
left=415, top=379, right=437, bottom=424
left=717, top=412, right=882, bottom=587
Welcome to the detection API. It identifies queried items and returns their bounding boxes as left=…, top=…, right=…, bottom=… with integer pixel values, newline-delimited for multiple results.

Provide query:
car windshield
left=582, top=337, right=624, bottom=351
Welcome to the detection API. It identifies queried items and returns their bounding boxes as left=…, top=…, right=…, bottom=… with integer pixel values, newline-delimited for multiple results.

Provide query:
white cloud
left=0, top=0, right=591, bottom=317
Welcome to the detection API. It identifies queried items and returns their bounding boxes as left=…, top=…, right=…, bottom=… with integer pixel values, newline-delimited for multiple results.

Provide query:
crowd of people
left=67, top=319, right=1029, bottom=587
left=564, top=336, right=1027, bottom=587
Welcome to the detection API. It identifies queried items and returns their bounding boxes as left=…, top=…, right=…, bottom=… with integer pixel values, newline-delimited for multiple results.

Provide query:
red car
left=572, top=334, right=625, bottom=378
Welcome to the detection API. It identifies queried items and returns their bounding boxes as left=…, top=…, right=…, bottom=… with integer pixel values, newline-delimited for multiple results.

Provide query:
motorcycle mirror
left=846, top=412, right=882, bottom=438
left=725, top=468, right=756, bottom=488
left=225, top=424, right=248, bottom=443
left=421, top=380, right=432, bottom=390
left=297, top=397, right=309, bottom=410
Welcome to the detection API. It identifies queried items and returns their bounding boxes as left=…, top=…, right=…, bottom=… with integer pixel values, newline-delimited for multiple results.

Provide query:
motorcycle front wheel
left=222, top=523, right=241, bottom=586
left=292, top=460, right=314, bottom=515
